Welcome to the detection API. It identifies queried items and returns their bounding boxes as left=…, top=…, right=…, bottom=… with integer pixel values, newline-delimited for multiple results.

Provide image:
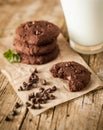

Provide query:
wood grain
left=0, top=0, right=103, bottom=130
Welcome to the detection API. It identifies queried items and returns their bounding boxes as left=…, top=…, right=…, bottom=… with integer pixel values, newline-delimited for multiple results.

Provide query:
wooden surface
left=0, top=0, right=103, bottom=130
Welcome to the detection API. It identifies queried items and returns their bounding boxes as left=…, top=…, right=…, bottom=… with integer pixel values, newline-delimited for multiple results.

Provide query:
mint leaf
left=3, top=49, right=21, bottom=63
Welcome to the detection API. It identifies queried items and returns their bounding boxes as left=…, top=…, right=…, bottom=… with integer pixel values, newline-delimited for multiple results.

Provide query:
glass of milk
left=60, top=0, right=103, bottom=54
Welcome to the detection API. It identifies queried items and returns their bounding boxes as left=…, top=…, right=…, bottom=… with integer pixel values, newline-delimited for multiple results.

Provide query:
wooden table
left=0, top=0, right=103, bottom=130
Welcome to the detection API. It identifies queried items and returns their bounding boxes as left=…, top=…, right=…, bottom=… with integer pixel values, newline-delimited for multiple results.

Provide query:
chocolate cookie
left=19, top=46, right=59, bottom=65
left=15, top=21, right=60, bottom=45
left=14, top=39, right=57, bottom=55
left=50, top=61, right=91, bottom=92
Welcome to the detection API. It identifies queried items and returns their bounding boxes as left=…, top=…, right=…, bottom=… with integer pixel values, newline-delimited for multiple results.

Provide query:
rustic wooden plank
left=0, top=72, right=27, bottom=130
left=20, top=112, right=40, bottom=130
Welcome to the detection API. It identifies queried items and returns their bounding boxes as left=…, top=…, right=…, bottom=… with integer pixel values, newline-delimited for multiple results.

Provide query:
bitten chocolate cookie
left=19, top=46, right=59, bottom=65
left=50, top=61, right=91, bottom=92
left=14, top=39, right=57, bottom=55
left=15, top=21, right=60, bottom=45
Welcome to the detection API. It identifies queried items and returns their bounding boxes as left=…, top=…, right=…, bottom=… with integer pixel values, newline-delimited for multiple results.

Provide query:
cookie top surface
left=15, top=21, right=60, bottom=45
left=50, top=61, right=91, bottom=92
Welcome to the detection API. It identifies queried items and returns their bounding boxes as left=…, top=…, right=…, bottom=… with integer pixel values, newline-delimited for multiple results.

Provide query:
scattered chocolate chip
left=49, top=94, right=55, bottom=100
left=5, top=115, right=13, bottom=121
left=45, top=88, right=51, bottom=93
left=23, top=82, right=28, bottom=87
left=33, top=74, right=39, bottom=81
left=15, top=102, right=21, bottom=108
left=29, top=118, right=32, bottom=122
left=67, top=114, right=70, bottom=117
left=31, top=98, right=36, bottom=104
left=34, top=68, right=38, bottom=73
left=31, top=104, right=36, bottom=109
left=40, top=98, right=47, bottom=104
left=26, top=102, right=31, bottom=107
left=18, top=86, right=24, bottom=91
left=25, top=83, right=33, bottom=90
left=36, top=103, right=42, bottom=109
left=36, top=92, right=41, bottom=98
left=19, top=69, right=58, bottom=110
left=39, top=87, right=45, bottom=93
left=25, top=86, right=31, bottom=90
left=42, top=94, right=49, bottom=100
left=51, top=86, right=57, bottom=91
left=10, top=109, right=18, bottom=116
left=41, top=79, right=47, bottom=85
left=28, top=92, right=35, bottom=101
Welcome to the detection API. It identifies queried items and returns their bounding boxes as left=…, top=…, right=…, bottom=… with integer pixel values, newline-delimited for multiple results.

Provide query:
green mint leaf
left=3, top=49, right=21, bottom=63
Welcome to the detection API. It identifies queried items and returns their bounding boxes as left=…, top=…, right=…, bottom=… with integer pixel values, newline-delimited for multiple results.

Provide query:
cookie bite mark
left=50, top=61, right=91, bottom=92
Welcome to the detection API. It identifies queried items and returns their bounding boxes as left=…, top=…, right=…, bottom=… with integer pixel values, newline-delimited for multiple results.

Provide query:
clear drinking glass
left=60, top=0, right=103, bottom=54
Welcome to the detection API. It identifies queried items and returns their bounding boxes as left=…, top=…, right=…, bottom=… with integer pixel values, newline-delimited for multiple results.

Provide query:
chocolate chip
left=10, top=109, right=18, bottom=116
left=5, top=115, right=13, bottom=121
left=28, top=92, right=35, bottom=100
left=18, top=86, right=24, bottom=91
left=33, top=74, right=39, bottom=80
left=41, top=79, right=47, bottom=85
left=15, top=102, right=21, bottom=108
left=51, top=86, right=57, bottom=91
left=26, top=102, right=31, bottom=107
left=23, top=82, right=28, bottom=87
left=67, top=114, right=70, bottom=117
left=31, top=104, right=36, bottom=109
left=39, top=87, right=45, bottom=93
left=36, top=103, right=42, bottom=109
left=36, top=92, right=42, bottom=98
left=29, top=118, right=32, bottom=122
left=49, top=94, right=55, bottom=100
left=34, top=68, right=38, bottom=73
left=5, top=116, right=10, bottom=121
left=31, top=98, right=36, bottom=104
left=25, top=86, right=31, bottom=90
left=42, top=94, right=48, bottom=100
left=45, top=88, right=51, bottom=93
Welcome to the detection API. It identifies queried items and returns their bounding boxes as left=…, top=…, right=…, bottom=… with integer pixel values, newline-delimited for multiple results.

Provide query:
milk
left=60, top=0, right=103, bottom=54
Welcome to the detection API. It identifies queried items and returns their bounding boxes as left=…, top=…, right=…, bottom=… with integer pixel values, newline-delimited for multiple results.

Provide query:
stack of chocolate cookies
left=13, top=21, right=60, bottom=64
